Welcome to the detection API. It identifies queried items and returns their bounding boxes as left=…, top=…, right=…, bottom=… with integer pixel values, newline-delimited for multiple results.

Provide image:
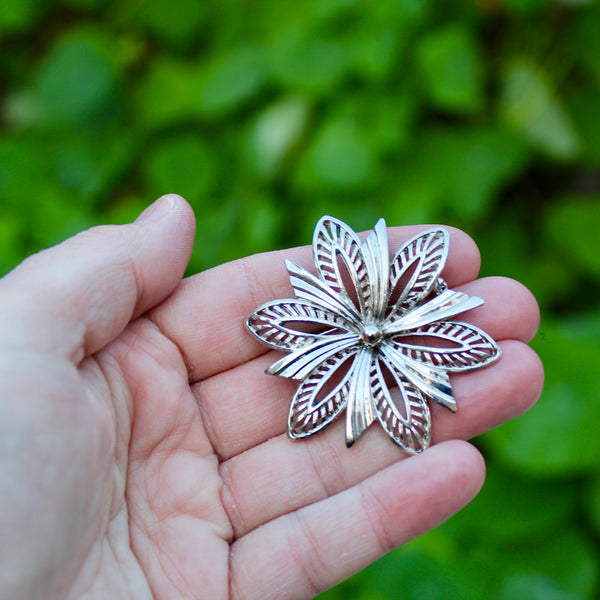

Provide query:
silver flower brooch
left=246, top=217, right=501, bottom=454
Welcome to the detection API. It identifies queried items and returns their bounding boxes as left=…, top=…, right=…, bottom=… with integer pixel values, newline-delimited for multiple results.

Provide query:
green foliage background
left=1, top=0, right=600, bottom=597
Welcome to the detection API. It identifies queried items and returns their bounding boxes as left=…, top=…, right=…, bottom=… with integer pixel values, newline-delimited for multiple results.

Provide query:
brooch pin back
left=246, top=217, right=501, bottom=454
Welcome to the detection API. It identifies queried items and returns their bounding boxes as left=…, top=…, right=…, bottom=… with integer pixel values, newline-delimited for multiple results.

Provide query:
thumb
left=0, top=194, right=196, bottom=362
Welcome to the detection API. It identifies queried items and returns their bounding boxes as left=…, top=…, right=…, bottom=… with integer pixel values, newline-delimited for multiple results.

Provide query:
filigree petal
left=246, top=299, right=353, bottom=351
left=267, top=334, right=359, bottom=380
left=288, top=348, right=357, bottom=439
left=313, top=216, right=371, bottom=314
left=361, top=218, right=390, bottom=319
left=391, top=320, right=502, bottom=372
left=345, top=349, right=376, bottom=447
left=386, top=289, right=484, bottom=333
left=381, top=344, right=457, bottom=412
left=373, top=358, right=431, bottom=454
left=388, top=228, right=448, bottom=314
left=286, top=260, right=361, bottom=325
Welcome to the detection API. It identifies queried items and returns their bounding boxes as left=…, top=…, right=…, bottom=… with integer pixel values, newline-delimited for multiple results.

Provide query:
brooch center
left=361, top=324, right=384, bottom=347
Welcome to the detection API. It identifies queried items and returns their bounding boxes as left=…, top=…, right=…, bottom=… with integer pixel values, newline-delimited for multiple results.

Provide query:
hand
left=0, top=195, right=543, bottom=600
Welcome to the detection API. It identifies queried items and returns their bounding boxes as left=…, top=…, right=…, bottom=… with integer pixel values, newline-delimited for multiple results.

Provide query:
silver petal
left=372, top=358, right=431, bottom=454
left=345, top=349, right=376, bottom=447
left=313, top=216, right=371, bottom=315
left=380, top=344, right=457, bottom=413
left=385, top=289, right=484, bottom=333
left=246, top=298, right=354, bottom=351
left=361, top=218, right=390, bottom=319
left=288, top=348, right=358, bottom=439
left=390, top=320, right=501, bottom=372
left=388, top=227, right=448, bottom=315
left=267, top=334, right=359, bottom=380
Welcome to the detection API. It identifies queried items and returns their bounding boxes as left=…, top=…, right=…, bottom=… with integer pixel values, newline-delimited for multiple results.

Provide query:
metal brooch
left=246, top=217, right=501, bottom=454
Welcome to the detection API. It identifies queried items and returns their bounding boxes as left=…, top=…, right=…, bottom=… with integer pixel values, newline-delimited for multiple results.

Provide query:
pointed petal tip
left=488, top=343, right=503, bottom=364
left=415, top=226, right=449, bottom=245
left=266, top=359, right=286, bottom=376
left=432, top=226, right=449, bottom=237
left=314, top=215, right=343, bottom=231
left=345, top=437, right=355, bottom=448
left=469, top=295, right=485, bottom=309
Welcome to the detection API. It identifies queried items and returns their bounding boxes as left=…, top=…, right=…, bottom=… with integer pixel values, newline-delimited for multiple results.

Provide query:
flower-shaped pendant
left=246, top=217, right=501, bottom=454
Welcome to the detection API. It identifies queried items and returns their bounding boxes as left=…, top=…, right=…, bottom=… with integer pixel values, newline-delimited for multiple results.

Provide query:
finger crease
left=359, top=482, right=396, bottom=555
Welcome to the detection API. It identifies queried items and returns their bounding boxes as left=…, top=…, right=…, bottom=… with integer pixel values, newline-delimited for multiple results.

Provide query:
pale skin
left=0, top=194, right=543, bottom=600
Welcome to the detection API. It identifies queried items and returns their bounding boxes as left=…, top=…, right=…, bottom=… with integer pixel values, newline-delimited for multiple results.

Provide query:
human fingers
left=151, top=225, right=481, bottom=383
left=194, top=275, right=540, bottom=460
left=228, top=440, right=485, bottom=600
left=0, top=194, right=195, bottom=362
left=218, top=339, right=541, bottom=538
left=459, top=276, right=540, bottom=343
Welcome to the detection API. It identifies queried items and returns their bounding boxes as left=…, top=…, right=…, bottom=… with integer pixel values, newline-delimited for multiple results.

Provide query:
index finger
left=150, top=225, right=481, bottom=383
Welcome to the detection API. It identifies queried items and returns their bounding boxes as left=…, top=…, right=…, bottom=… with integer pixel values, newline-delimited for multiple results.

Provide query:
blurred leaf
left=451, top=528, right=598, bottom=599
left=51, top=132, right=134, bottom=201
left=0, top=210, right=25, bottom=275
left=60, top=0, right=108, bottom=7
left=34, top=29, right=118, bottom=126
left=322, top=546, right=479, bottom=600
left=133, top=58, right=204, bottom=129
left=486, top=315, right=600, bottom=475
left=135, top=46, right=266, bottom=125
left=294, top=103, right=378, bottom=191
left=545, top=195, right=600, bottom=277
left=347, top=24, right=402, bottom=82
left=444, top=463, right=577, bottom=543
left=416, top=24, right=484, bottom=114
left=28, top=187, right=95, bottom=248
left=246, top=96, right=311, bottom=178
left=499, top=60, right=579, bottom=160
left=357, top=92, right=416, bottom=155
left=0, top=134, right=52, bottom=203
left=568, top=88, right=600, bottom=165
left=573, top=4, right=600, bottom=87
left=102, top=195, right=148, bottom=225
left=189, top=197, right=239, bottom=272
left=198, top=45, right=267, bottom=117
left=509, top=530, right=598, bottom=598
left=270, top=36, right=350, bottom=95
left=143, top=134, right=217, bottom=203
left=477, top=211, right=573, bottom=310
left=504, top=0, right=551, bottom=16
left=395, top=126, right=528, bottom=219
left=123, top=0, right=206, bottom=47
left=237, top=194, right=285, bottom=254
left=0, top=0, right=37, bottom=34
left=498, top=574, right=587, bottom=600
left=585, top=472, right=600, bottom=538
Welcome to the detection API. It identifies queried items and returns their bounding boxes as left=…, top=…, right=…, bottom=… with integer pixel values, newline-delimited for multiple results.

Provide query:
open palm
left=0, top=196, right=543, bottom=600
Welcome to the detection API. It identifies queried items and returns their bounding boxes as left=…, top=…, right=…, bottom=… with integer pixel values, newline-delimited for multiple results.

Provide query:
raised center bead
left=361, top=324, right=383, bottom=347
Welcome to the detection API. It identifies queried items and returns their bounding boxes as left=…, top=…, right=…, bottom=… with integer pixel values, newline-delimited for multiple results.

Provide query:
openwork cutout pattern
left=246, top=216, right=501, bottom=454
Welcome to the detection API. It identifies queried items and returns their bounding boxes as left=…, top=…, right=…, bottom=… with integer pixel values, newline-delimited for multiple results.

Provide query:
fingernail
left=135, top=195, right=175, bottom=223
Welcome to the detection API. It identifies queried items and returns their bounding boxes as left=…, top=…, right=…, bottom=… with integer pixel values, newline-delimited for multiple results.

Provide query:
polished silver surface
left=246, top=216, right=501, bottom=454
